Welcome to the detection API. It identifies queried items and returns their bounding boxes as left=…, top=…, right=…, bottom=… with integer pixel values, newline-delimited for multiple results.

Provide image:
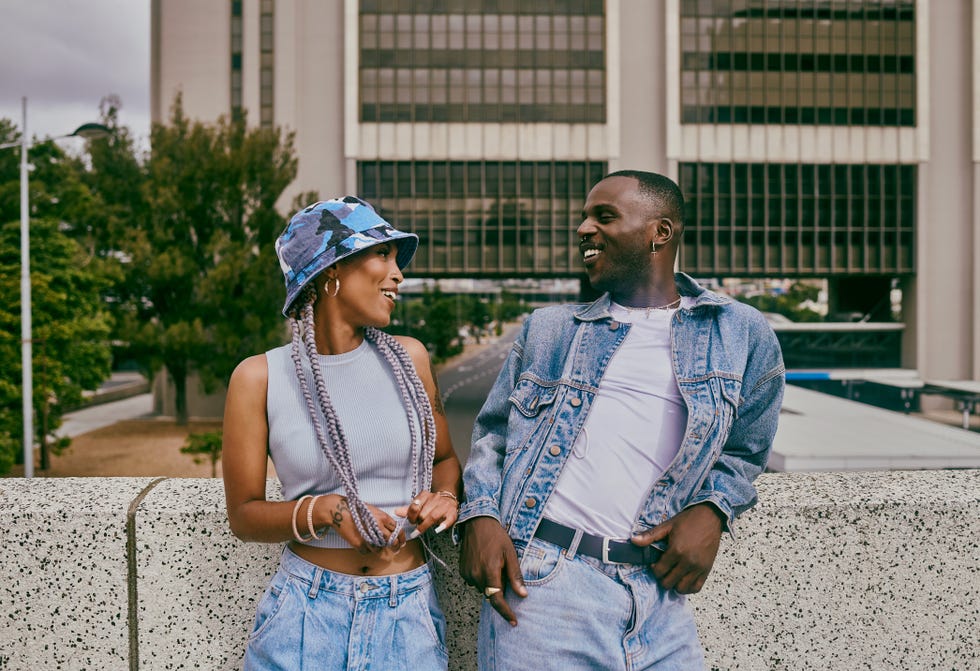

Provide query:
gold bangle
left=306, top=495, right=324, bottom=540
left=435, top=490, right=459, bottom=503
left=291, top=495, right=314, bottom=542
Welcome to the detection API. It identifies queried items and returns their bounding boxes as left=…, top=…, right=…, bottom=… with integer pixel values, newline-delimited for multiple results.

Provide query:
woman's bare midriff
left=288, top=538, right=427, bottom=576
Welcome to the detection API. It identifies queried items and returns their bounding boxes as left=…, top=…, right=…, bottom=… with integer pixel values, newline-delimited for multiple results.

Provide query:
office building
left=151, top=0, right=979, bottom=380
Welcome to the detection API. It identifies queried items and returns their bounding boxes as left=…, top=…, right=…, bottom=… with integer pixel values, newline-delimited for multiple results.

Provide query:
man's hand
left=459, top=517, right=528, bottom=626
left=630, top=503, right=724, bottom=594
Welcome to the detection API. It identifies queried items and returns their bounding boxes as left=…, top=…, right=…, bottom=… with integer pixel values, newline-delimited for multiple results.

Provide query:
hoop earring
left=325, top=277, right=340, bottom=297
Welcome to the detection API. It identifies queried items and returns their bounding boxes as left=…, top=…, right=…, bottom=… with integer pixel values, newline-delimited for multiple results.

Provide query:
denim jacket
left=459, top=273, right=785, bottom=548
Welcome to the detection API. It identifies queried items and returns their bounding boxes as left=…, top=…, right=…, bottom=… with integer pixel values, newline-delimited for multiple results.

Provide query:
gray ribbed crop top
left=265, top=340, right=420, bottom=549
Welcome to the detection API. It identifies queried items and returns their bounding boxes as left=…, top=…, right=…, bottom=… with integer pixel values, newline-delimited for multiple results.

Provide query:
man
left=457, top=170, right=784, bottom=669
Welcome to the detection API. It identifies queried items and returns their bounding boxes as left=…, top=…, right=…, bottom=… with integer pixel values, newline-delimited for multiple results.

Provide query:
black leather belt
left=533, top=518, right=665, bottom=565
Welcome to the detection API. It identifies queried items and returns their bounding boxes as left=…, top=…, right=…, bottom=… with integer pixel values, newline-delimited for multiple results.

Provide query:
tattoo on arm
left=428, top=360, right=447, bottom=416
left=331, top=497, right=349, bottom=528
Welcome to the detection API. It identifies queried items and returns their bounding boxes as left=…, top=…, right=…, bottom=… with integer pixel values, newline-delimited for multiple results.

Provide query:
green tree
left=110, top=96, right=298, bottom=424
left=497, top=290, right=531, bottom=322
left=465, top=296, right=492, bottom=343
left=0, top=117, right=117, bottom=474
left=0, top=219, right=114, bottom=473
left=181, top=430, right=223, bottom=478
left=738, top=282, right=823, bottom=323
left=387, top=288, right=462, bottom=362
left=423, top=293, right=464, bottom=361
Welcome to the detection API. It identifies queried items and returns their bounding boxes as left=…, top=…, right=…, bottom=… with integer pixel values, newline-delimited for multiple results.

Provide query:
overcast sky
left=0, top=0, right=150, bottom=146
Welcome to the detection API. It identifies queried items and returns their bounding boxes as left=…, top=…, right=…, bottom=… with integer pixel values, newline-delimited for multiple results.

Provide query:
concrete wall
left=152, top=370, right=225, bottom=422
left=1, top=471, right=978, bottom=670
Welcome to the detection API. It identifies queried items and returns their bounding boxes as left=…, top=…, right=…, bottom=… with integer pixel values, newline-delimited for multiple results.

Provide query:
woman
left=223, top=196, right=462, bottom=670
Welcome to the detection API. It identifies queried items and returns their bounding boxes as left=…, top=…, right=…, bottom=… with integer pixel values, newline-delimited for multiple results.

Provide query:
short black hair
left=604, top=170, right=685, bottom=226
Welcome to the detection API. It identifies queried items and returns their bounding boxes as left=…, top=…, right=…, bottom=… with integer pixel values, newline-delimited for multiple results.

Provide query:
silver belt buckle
left=601, top=537, right=624, bottom=564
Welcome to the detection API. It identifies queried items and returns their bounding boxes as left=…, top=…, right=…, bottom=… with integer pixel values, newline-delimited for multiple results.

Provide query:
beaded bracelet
left=291, top=495, right=314, bottom=542
left=306, top=494, right=324, bottom=540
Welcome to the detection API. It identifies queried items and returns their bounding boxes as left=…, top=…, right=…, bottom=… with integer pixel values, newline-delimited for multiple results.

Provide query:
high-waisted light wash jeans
left=478, top=537, right=705, bottom=671
left=243, top=546, right=448, bottom=670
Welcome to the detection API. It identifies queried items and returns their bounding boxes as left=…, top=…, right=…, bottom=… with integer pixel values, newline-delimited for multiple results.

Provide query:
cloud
left=0, top=0, right=150, bottom=142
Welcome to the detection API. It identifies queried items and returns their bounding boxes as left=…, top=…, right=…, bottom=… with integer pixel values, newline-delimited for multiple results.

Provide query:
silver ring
left=483, top=586, right=501, bottom=598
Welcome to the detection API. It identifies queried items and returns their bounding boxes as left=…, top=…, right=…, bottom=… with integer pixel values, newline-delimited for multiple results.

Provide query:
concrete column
left=280, top=0, right=347, bottom=208
left=973, top=0, right=980, bottom=380
left=615, top=0, right=668, bottom=174
left=913, top=0, right=975, bottom=380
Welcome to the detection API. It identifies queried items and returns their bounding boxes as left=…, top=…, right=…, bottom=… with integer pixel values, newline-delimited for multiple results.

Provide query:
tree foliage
left=0, top=119, right=117, bottom=474
left=388, top=288, right=531, bottom=362
left=737, top=282, right=823, bottom=323
left=0, top=93, right=304, bottom=473
left=0, top=219, right=114, bottom=472
left=108, top=96, right=299, bottom=424
left=181, top=430, right=223, bottom=478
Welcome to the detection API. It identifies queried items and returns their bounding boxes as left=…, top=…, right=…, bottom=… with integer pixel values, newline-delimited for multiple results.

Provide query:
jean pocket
left=520, top=540, right=565, bottom=586
left=408, top=583, right=449, bottom=658
left=247, top=574, right=294, bottom=645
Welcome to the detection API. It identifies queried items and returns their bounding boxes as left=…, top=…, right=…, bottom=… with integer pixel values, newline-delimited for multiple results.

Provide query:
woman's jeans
left=478, top=537, right=705, bottom=671
left=243, top=546, right=448, bottom=670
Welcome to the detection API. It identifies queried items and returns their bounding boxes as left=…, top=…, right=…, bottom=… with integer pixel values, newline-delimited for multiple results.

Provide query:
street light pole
left=1, top=96, right=110, bottom=478
left=19, top=96, right=32, bottom=478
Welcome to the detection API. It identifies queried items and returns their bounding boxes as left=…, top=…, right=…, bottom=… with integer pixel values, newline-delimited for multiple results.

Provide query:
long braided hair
left=287, top=284, right=436, bottom=547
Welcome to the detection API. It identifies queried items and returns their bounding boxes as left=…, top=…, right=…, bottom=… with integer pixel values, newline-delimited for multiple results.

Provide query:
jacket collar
left=574, top=272, right=732, bottom=322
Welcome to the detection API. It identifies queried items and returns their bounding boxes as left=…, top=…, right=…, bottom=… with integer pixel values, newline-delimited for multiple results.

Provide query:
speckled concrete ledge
left=132, top=479, right=282, bottom=671
left=693, top=470, right=980, bottom=671
left=0, top=477, right=158, bottom=671
left=1, top=470, right=978, bottom=670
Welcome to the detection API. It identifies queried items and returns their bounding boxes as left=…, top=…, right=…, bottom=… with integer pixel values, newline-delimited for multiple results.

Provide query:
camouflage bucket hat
left=275, top=196, right=419, bottom=316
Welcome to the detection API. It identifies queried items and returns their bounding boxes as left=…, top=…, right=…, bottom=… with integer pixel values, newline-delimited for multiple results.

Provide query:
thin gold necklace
left=617, top=296, right=682, bottom=318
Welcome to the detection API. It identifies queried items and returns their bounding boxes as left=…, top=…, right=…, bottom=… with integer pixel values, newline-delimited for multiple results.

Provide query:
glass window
left=358, top=160, right=606, bottom=273
left=679, top=162, right=915, bottom=274
left=679, top=0, right=916, bottom=127
left=360, top=4, right=605, bottom=122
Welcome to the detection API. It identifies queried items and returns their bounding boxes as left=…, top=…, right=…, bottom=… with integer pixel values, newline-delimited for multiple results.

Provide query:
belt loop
left=308, top=568, right=323, bottom=599
left=565, top=528, right=584, bottom=560
left=388, top=573, right=398, bottom=607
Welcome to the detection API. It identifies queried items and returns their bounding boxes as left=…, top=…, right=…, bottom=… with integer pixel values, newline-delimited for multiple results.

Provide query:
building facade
left=151, top=0, right=979, bottom=379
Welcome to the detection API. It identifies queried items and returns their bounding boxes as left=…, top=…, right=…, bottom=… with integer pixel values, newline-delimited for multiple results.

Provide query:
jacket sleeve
left=456, top=319, right=529, bottom=525
left=687, top=314, right=785, bottom=533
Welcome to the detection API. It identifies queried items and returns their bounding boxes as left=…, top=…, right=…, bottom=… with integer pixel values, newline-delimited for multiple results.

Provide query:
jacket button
left=525, top=497, right=537, bottom=508
left=549, top=445, right=561, bottom=456
left=569, top=397, right=581, bottom=407
left=609, top=320, right=620, bottom=330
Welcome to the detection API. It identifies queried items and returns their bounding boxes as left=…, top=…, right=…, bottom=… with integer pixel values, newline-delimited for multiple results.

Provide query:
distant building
left=152, top=0, right=979, bottom=381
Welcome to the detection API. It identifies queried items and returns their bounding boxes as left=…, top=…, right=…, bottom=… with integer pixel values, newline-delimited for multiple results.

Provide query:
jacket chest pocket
left=679, top=374, right=742, bottom=444
left=505, top=378, right=560, bottom=465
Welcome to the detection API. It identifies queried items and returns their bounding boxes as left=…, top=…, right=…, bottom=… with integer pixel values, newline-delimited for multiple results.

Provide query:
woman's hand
left=315, top=495, right=407, bottom=554
left=394, top=490, right=459, bottom=538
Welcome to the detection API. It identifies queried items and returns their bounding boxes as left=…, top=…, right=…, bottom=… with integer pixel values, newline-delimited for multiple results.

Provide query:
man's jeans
left=478, top=537, right=704, bottom=671
left=243, top=546, right=448, bottom=670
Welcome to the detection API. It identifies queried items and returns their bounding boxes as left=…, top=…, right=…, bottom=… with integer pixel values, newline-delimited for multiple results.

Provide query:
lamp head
left=70, top=123, right=111, bottom=140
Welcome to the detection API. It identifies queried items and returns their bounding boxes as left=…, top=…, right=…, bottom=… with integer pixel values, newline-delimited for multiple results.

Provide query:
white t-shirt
left=545, top=298, right=692, bottom=539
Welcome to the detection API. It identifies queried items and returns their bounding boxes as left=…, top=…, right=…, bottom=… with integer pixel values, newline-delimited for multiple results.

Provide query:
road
left=437, top=323, right=521, bottom=466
